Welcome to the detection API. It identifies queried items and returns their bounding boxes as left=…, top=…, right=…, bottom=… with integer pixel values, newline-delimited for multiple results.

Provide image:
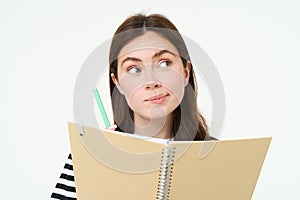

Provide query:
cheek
left=126, top=90, right=144, bottom=109
left=157, top=69, right=186, bottom=103
left=118, top=74, right=145, bottom=103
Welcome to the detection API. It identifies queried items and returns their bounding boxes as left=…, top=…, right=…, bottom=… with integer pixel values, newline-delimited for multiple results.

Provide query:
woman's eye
left=158, top=60, right=171, bottom=68
left=127, top=66, right=141, bottom=74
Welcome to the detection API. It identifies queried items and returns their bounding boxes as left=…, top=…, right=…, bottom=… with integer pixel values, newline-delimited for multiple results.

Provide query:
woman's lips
left=145, top=94, right=169, bottom=104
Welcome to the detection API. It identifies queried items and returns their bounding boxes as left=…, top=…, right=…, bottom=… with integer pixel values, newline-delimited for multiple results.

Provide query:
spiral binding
left=156, top=145, right=176, bottom=200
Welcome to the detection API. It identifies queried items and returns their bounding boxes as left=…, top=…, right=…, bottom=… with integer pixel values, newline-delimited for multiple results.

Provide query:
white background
left=1, top=0, right=299, bottom=199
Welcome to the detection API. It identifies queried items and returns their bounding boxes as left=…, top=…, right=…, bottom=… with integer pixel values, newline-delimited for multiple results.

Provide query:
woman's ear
left=184, top=61, right=191, bottom=87
left=111, top=73, right=124, bottom=94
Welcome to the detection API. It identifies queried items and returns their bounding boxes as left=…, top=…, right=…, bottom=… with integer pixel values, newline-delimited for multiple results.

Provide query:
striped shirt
left=51, top=154, right=77, bottom=200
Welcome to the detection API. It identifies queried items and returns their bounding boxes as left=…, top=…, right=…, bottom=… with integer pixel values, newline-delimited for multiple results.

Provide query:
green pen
left=94, top=88, right=110, bottom=128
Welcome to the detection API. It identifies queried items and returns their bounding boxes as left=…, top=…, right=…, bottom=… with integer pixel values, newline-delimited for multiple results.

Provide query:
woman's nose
left=145, top=81, right=162, bottom=90
left=144, top=67, right=162, bottom=90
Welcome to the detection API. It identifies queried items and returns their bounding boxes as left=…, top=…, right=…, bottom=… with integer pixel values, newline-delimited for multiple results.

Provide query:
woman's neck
left=133, top=113, right=173, bottom=139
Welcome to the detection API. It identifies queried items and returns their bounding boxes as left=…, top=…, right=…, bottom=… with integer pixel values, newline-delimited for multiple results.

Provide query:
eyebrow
left=121, top=57, right=142, bottom=67
left=120, top=49, right=176, bottom=67
left=152, top=49, right=176, bottom=59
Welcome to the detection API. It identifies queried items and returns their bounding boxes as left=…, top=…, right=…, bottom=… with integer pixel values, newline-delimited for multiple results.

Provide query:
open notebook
left=68, top=122, right=271, bottom=200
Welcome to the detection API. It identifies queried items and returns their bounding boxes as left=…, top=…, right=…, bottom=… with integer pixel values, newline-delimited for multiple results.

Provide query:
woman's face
left=112, top=31, right=190, bottom=125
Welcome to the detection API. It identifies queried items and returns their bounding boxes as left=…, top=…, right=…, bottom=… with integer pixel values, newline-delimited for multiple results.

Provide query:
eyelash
left=127, top=66, right=141, bottom=74
left=158, top=60, right=172, bottom=68
left=126, top=60, right=173, bottom=74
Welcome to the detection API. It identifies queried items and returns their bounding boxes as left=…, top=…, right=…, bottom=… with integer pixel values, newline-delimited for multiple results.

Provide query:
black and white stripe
left=51, top=154, right=77, bottom=200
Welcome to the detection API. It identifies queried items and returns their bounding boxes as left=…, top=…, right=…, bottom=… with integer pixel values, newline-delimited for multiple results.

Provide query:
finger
left=107, top=124, right=117, bottom=131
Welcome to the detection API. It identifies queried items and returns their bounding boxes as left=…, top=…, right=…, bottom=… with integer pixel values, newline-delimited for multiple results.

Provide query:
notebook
left=68, top=122, right=271, bottom=200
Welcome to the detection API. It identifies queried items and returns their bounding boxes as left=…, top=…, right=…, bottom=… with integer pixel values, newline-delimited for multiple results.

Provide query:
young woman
left=51, top=13, right=214, bottom=200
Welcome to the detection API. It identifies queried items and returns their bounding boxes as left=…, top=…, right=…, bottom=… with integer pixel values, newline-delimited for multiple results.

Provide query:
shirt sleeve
left=50, top=154, right=77, bottom=200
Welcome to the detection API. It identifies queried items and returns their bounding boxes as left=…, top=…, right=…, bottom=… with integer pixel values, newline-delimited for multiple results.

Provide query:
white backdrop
left=1, top=0, right=299, bottom=199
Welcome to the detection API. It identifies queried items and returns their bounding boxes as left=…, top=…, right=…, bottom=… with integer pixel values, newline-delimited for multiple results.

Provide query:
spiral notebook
left=68, top=122, right=271, bottom=200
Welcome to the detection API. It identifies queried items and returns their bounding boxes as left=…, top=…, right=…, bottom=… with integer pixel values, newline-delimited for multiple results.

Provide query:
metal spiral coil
left=156, top=146, right=176, bottom=200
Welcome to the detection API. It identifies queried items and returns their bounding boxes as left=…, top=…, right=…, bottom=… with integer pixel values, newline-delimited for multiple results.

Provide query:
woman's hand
left=106, top=124, right=117, bottom=131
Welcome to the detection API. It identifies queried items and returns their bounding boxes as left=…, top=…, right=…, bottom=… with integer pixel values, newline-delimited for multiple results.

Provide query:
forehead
left=118, top=31, right=179, bottom=58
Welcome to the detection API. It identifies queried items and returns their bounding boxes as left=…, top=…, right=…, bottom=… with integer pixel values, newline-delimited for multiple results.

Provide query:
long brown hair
left=109, top=13, right=209, bottom=141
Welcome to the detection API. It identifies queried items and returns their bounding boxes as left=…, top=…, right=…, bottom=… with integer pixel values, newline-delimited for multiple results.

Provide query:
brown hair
left=109, top=13, right=209, bottom=141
